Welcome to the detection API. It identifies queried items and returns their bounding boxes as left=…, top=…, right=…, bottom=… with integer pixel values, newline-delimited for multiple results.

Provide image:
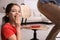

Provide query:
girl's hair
left=2, top=3, right=20, bottom=24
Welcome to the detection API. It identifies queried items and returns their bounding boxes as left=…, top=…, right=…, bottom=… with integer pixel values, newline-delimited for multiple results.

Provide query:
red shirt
left=1, top=23, right=16, bottom=40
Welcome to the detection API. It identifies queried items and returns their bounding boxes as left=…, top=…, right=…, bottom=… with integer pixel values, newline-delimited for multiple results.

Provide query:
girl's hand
left=15, top=14, right=21, bottom=27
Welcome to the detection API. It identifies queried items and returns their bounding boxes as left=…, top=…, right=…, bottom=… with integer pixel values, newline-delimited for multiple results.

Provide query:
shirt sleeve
left=2, top=26, right=15, bottom=39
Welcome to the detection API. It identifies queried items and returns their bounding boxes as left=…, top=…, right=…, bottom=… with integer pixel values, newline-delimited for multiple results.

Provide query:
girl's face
left=8, top=5, right=21, bottom=22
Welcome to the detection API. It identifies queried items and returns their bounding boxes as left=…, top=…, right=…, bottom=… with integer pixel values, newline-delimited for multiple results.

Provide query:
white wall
left=0, top=0, right=23, bottom=13
left=0, top=13, right=5, bottom=40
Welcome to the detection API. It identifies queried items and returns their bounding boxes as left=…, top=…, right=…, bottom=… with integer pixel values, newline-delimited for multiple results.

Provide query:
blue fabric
left=54, top=0, right=60, bottom=6
left=39, top=0, right=60, bottom=6
left=39, top=0, right=49, bottom=3
left=49, top=0, right=60, bottom=6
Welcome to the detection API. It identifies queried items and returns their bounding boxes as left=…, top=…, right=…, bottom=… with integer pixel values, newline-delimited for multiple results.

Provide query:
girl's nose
left=16, top=12, right=21, bottom=16
left=16, top=12, right=19, bottom=14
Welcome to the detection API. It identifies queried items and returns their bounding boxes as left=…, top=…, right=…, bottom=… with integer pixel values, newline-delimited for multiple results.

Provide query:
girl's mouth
left=14, top=16, right=16, bottom=19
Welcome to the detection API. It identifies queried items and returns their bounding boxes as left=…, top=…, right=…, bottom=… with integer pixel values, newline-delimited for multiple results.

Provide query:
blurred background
left=0, top=0, right=59, bottom=40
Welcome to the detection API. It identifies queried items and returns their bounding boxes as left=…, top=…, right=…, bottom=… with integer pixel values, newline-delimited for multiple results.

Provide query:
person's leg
left=46, top=26, right=60, bottom=40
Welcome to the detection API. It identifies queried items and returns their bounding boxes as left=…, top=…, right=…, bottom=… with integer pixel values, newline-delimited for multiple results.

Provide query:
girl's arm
left=8, top=14, right=21, bottom=40
left=8, top=25, right=21, bottom=40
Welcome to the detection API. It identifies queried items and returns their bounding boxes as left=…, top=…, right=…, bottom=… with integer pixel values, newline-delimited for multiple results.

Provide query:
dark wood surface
left=37, top=1, right=60, bottom=27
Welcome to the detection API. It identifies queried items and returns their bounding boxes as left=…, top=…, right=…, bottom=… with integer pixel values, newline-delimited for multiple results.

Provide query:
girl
left=1, top=3, right=21, bottom=40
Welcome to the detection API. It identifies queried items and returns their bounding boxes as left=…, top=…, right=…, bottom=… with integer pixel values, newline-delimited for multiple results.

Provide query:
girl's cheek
left=20, top=13, right=22, bottom=16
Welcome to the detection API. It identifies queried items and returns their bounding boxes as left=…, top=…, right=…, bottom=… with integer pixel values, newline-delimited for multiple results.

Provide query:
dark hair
left=2, top=3, right=20, bottom=23
left=5, top=3, right=20, bottom=14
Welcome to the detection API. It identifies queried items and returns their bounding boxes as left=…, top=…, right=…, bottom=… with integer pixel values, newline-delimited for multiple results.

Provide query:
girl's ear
left=6, top=13, right=9, bottom=17
left=6, top=15, right=9, bottom=17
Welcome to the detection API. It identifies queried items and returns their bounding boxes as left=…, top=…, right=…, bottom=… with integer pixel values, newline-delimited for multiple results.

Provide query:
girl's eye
left=18, top=11, right=21, bottom=13
left=11, top=10, right=16, bottom=12
left=11, top=10, right=21, bottom=13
